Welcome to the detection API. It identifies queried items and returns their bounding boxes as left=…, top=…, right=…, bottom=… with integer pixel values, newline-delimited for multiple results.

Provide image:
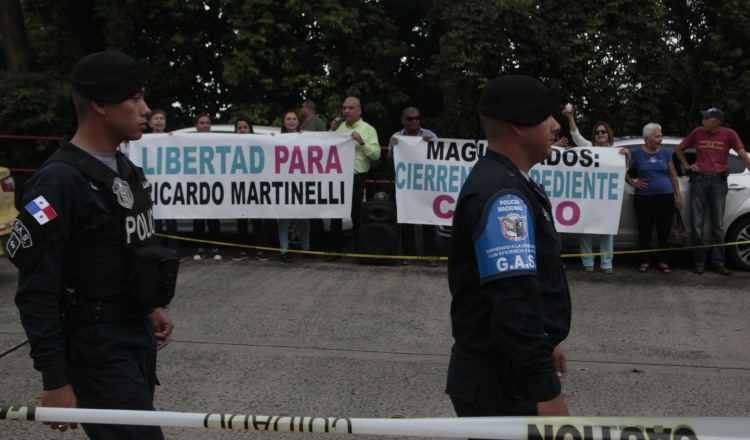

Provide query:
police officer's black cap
left=479, top=75, right=559, bottom=126
left=70, top=51, right=150, bottom=103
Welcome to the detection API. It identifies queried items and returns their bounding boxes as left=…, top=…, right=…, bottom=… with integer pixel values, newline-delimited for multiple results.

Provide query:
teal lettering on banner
left=395, top=163, right=470, bottom=193
left=140, top=145, right=266, bottom=175
left=530, top=169, right=617, bottom=201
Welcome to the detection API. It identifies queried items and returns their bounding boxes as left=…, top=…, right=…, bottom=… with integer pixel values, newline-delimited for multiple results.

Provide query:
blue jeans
left=278, top=219, right=310, bottom=253
left=580, top=234, right=614, bottom=269
left=690, top=177, right=728, bottom=266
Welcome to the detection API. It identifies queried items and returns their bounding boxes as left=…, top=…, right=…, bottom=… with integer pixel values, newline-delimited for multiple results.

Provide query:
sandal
left=657, top=263, right=672, bottom=274
left=638, top=263, right=650, bottom=272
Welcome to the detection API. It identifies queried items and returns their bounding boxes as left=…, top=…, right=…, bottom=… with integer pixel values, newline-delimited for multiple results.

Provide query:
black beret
left=70, top=51, right=150, bottom=103
left=479, top=75, right=559, bottom=126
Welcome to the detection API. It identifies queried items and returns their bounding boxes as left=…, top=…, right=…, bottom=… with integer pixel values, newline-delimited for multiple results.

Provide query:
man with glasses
left=388, top=107, right=439, bottom=266
left=676, top=107, right=750, bottom=275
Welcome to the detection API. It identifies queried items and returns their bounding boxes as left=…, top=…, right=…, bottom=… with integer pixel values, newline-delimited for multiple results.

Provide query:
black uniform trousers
left=66, top=318, right=163, bottom=440
left=446, top=348, right=537, bottom=419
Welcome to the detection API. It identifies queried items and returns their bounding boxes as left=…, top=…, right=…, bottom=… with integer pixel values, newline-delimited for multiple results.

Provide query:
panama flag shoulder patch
left=25, top=196, right=58, bottom=225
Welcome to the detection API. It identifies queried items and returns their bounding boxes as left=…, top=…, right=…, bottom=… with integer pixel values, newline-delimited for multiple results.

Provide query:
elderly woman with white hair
left=625, top=123, right=683, bottom=273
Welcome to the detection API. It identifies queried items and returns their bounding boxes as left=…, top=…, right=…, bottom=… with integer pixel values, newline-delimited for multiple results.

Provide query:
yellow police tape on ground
left=155, top=233, right=750, bottom=262
left=157, top=234, right=429, bottom=262
left=1, top=406, right=749, bottom=439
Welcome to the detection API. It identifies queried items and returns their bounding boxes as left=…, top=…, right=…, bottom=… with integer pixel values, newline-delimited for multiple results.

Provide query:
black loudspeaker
left=357, top=201, right=399, bottom=265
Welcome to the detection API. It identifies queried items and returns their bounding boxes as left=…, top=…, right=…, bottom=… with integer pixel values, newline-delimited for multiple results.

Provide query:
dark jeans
left=401, top=224, right=436, bottom=256
left=154, top=219, right=178, bottom=249
left=329, top=173, right=366, bottom=252
left=193, top=219, right=221, bottom=249
left=237, top=219, right=268, bottom=248
left=690, top=176, right=728, bottom=266
left=634, top=193, right=675, bottom=264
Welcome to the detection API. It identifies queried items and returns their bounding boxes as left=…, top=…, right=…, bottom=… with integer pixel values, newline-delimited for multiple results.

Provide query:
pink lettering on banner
left=555, top=200, right=580, bottom=226
left=274, top=145, right=343, bottom=174
left=308, top=146, right=324, bottom=173
left=433, top=194, right=455, bottom=219
left=275, top=146, right=289, bottom=173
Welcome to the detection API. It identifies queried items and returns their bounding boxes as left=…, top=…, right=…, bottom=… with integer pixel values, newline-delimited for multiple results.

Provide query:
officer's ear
left=506, top=122, right=525, bottom=137
left=90, top=100, right=108, bottom=115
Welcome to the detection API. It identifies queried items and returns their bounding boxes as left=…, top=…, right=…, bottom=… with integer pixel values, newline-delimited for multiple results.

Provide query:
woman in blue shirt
left=626, top=123, right=683, bottom=273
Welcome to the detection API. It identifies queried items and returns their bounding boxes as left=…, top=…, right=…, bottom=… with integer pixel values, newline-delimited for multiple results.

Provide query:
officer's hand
left=150, top=307, right=175, bottom=351
left=41, top=384, right=78, bottom=431
left=552, top=345, right=568, bottom=383
left=537, top=394, right=570, bottom=416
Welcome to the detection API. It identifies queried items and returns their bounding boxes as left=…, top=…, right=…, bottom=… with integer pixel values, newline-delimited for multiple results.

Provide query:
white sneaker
left=211, top=248, right=222, bottom=260
left=193, top=248, right=205, bottom=260
left=213, top=253, right=223, bottom=261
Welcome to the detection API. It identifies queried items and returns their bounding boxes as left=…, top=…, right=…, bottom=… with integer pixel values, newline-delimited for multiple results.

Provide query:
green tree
left=666, top=0, right=750, bottom=139
left=3, top=0, right=750, bottom=172
left=219, top=0, right=407, bottom=133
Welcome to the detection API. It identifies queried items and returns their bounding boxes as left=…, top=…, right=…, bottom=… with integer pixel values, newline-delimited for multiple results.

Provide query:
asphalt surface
left=1, top=238, right=749, bottom=440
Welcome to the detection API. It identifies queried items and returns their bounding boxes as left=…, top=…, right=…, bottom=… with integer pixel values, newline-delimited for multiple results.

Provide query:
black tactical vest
left=45, top=147, right=155, bottom=302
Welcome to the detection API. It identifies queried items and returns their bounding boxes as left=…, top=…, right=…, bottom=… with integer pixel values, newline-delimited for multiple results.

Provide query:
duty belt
left=67, top=300, right=148, bottom=323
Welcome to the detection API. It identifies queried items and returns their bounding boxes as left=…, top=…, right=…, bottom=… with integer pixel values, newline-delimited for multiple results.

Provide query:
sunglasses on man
left=405, top=116, right=421, bottom=122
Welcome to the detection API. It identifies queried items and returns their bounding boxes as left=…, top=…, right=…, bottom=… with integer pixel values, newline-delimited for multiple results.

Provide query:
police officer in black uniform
left=446, top=75, right=572, bottom=418
left=7, top=51, right=176, bottom=439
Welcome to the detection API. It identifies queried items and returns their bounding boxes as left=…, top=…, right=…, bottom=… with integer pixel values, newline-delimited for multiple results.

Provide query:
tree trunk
left=0, top=0, right=34, bottom=71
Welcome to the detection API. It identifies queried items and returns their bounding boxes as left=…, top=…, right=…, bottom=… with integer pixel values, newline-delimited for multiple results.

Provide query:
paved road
left=1, top=244, right=748, bottom=439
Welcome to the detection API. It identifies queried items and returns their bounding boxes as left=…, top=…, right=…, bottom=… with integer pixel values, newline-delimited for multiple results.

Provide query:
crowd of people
left=141, top=97, right=445, bottom=266
left=560, top=105, right=749, bottom=276
left=142, top=96, right=749, bottom=275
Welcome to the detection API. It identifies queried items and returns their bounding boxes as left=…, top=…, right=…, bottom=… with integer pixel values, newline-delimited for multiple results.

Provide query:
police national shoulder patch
left=473, top=192, right=537, bottom=283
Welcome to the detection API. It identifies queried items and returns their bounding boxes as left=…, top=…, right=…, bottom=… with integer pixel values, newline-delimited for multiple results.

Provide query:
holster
left=129, top=244, right=180, bottom=308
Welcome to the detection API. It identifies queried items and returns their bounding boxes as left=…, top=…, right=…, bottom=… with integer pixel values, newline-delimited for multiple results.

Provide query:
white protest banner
left=529, top=147, right=627, bottom=234
left=393, top=137, right=484, bottom=225
left=394, top=138, right=627, bottom=234
left=130, top=132, right=356, bottom=219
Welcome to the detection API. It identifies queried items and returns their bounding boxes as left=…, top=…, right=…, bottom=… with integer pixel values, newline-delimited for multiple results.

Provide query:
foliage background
left=2, top=0, right=750, bottom=170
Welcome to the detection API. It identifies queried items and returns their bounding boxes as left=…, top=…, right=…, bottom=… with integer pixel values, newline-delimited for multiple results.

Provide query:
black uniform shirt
left=448, top=149, right=572, bottom=402
left=10, top=140, right=150, bottom=390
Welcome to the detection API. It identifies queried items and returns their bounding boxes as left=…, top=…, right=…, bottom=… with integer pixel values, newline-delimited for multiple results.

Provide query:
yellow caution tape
left=156, top=233, right=750, bottom=262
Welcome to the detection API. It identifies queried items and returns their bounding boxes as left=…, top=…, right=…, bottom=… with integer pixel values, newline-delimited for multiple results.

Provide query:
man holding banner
left=446, top=75, right=572, bottom=418
left=327, top=97, right=381, bottom=260
left=389, top=106, right=439, bottom=266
